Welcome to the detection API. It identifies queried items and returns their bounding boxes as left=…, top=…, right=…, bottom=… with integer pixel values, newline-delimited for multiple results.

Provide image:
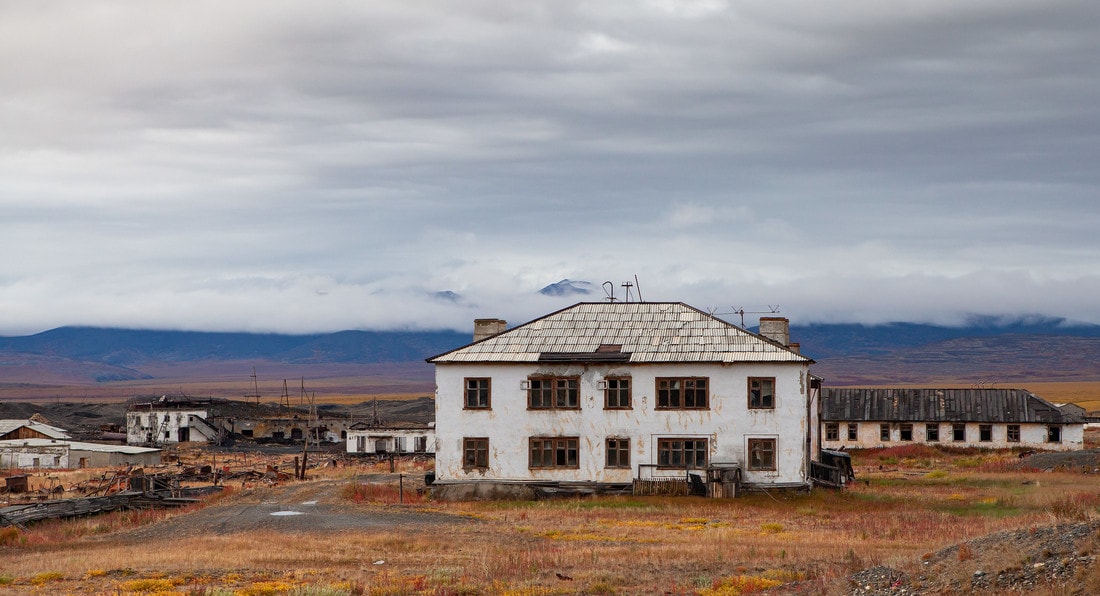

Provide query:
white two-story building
left=427, top=302, right=815, bottom=496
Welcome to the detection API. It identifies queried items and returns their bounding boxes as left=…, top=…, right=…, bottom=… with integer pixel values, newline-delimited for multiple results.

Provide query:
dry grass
left=1, top=450, right=1098, bottom=595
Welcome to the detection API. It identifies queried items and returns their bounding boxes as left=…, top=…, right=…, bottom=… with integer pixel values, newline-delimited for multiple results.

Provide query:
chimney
left=758, top=317, right=790, bottom=347
left=473, top=318, right=507, bottom=342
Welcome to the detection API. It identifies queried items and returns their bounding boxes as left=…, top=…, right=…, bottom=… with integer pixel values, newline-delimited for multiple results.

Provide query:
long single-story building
left=346, top=423, right=435, bottom=455
left=820, top=388, right=1086, bottom=451
left=0, top=438, right=162, bottom=469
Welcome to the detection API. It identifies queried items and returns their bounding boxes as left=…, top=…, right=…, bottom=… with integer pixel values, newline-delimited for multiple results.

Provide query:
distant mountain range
left=2, top=314, right=1099, bottom=386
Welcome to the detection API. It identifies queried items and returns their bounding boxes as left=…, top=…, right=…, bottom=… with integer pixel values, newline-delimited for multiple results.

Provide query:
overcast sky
left=2, top=1, right=1099, bottom=336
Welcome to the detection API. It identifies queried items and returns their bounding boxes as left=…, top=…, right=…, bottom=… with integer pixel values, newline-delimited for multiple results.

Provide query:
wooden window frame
left=464, top=377, right=491, bottom=410
left=879, top=423, right=890, bottom=441
left=655, top=377, right=709, bottom=410
left=926, top=423, right=940, bottom=442
left=899, top=423, right=913, bottom=441
left=603, top=377, right=632, bottom=409
left=462, top=437, right=489, bottom=470
left=846, top=423, right=858, bottom=441
left=952, top=423, right=966, bottom=442
left=656, top=437, right=708, bottom=469
left=747, top=438, right=777, bottom=471
left=529, top=437, right=580, bottom=469
left=605, top=437, right=630, bottom=468
left=1006, top=424, right=1021, bottom=443
left=528, top=376, right=581, bottom=410
left=979, top=424, right=993, bottom=442
left=748, top=377, right=776, bottom=409
left=824, top=422, right=839, bottom=441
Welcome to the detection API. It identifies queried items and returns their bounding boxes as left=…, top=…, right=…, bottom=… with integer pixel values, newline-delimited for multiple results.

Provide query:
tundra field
left=2, top=432, right=1099, bottom=596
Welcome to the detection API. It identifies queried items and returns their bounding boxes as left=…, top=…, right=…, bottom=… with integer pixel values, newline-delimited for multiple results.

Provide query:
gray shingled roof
left=821, top=388, right=1086, bottom=424
left=428, top=302, right=811, bottom=364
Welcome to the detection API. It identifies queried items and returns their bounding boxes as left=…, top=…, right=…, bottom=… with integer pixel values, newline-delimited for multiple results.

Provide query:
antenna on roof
left=602, top=281, right=617, bottom=302
left=634, top=275, right=644, bottom=302
left=708, top=305, right=781, bottom=328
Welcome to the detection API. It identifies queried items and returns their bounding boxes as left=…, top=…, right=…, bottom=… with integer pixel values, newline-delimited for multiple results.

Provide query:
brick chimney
left=758, top=317, right=790, bottom=347
left=473, top=318, right=507, bottom=342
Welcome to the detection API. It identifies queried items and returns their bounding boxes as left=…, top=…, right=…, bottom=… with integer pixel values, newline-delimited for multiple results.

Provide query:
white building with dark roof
left=427, top=302, right=816, bottom=494
left=820, top=388, right=1086, bottom=451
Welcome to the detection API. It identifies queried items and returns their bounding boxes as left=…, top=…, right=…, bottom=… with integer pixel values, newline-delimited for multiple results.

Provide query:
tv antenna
left=707, top=305, right=781, bottom=328
left=244, top=367, right=262, bottom=404
left=604, top=275, right=644, bottom=303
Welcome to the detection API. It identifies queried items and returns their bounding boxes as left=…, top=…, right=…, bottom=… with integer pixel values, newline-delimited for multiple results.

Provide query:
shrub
left=0, top=527, right=25, bottom=547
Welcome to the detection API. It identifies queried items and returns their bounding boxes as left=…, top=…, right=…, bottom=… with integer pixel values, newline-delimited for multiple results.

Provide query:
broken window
left=1006, top=424, right=1020, bottom=443
left=1047, top=425, right=1062, bottom=443
left=528, top=377, right=580, bottom=409
left=748, top=377, right=776, bottom=409
left=656, top=377, right=709, bottom=409
left=825, top=423, right=839, bottom=441
left=879, top=423, right=890, bottom=441
left=847, top=423, right=858, bottom=441
left=356, top=436, right=367, bottom=452
left=657, top=438, right=708, bottom=469
left=747, top=438, right=777, bottom=471
left=529, top=437, right=579, bottom=468
left=415, top=436, right=428, bottom=452
left=463, top=437, right=489, bottom=470
left=979, top=424, right=992, bottom=442
left=952, top=423, right=966, bottom=442
left=605, top=437, right=630, bottom=468
left=899, top=423, right=913, bottom=441
left=604, top=377, right=632, bottom=409
left=926, top=423, right=939, bottom=442
left=465, top=378, right=491, bottom=409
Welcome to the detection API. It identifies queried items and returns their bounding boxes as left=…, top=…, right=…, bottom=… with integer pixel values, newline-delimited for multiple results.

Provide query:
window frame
left=1006, top=424, right=1021, bottom=443
left=846, top=423, right=858, bottom=441
left=1047, top=425, right=1062, bottom=443
left=879, top=423, right=890, bottom=441
left=825, top=422, right=839, bottom=441
left=604, top=377, right=632, bottom=410
left=926, top=423, right=939, bottom=442
left=655, top=377, right=709, bottom=410
left=656, top=437, right=708, bottom=469
left=462, top=437, right=489, bottom=470
left=748, top=377, right=776, bottom=409
left=527, top=376, right=581, bottom=410
left=899, top=423, right=913, bottom=442
left=529, top=436, right=580, bottom=469
left=747, top=438, right=777, bottom=471
left=605, top=437, right=631, bottom=468
left=464, top=377, right=491, bottom=410
left=979, top=424, right=993, bottom=442
left=952, top=423, right=966, bottom=442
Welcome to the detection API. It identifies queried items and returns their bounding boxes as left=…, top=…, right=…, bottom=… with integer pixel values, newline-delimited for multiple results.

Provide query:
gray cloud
left=2, top=1, right=1099, bottom=335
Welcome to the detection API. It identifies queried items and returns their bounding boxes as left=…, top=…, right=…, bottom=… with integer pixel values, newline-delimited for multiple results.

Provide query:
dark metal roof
left=820, top=388, right=1086, bottom=424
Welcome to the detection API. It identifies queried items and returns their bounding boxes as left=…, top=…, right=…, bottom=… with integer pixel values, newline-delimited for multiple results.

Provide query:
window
left=1006, top=424, right=1020, bottom=443
left=952, top=423, right=966, bottom=442
left=657, top=438, right=708, bottom=469
left=899, top=423, right=913, bottom=441
left=748, top=438, right=777, bottom=471
left=825, top=422, right=839, bottom=441
left=463, top=437, right=489, bottom=470
left=604, top=377, right=632, bottom=409
left=748, top=377, right=776, bottom=409
left=528, top=376, right=580, bottom=409
left=979, top=424, right=992, bottom=442
left=847, top=423, right=858, bottom=441
left=464, top=378, right=491, bottom=409
left=1047, top=425, right=1062, bottom=443
left=605, top=437, right=630, bottom=468
left=880, top=423, right=890, bottom=441
left=656, top=377, right=708, bottom=409
left=529, top=437, right=579, bottom=468
left=926, top=424, right=939, bottom=442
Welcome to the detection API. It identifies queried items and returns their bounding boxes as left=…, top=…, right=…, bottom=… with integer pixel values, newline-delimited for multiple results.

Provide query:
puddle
left=270, top=511, right=304, bottom=516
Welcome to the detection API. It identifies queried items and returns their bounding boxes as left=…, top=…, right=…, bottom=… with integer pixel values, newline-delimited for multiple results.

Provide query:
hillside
left=3, top=318, right=1100, bottom=396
